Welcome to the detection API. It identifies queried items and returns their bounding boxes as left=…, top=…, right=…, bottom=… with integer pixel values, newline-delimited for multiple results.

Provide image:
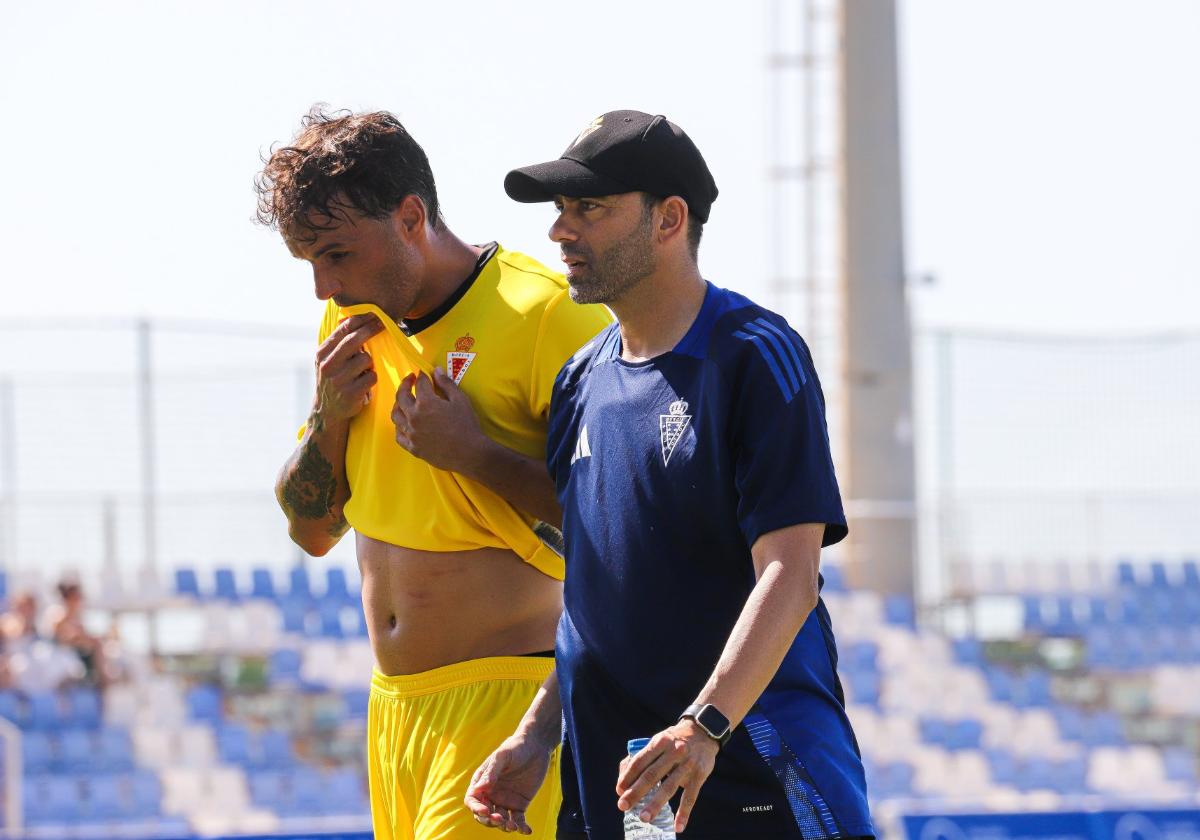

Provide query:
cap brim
left=504, top=157, right=633, bottom=203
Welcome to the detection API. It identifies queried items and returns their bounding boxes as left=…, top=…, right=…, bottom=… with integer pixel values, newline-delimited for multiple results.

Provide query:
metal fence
left=913, top=327, right=1200, bottom=601
left=0, top=319, right=1197, bottom=605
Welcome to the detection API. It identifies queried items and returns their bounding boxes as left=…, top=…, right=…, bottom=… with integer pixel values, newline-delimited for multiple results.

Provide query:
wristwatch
left=679, top=703, right=732, bottom=747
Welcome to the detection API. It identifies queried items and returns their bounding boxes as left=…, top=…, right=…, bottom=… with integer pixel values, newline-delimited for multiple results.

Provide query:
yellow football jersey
left=308, top=245, right=610, bottom=580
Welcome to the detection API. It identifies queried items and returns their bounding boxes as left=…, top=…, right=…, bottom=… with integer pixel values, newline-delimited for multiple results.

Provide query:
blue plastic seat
left=1054, top=756, right=1090, bottom=794
left=1085, top=628, right=1117, bottom=669
left=217, top=724, right=252, bottom=765
left=96, top=727, right=135, bottom=773
left=1182, top=560, right=1200, bottom=589
left=326, top=767, right=368, bottom=813
left=884, top=595, right=915, bottom=627
left=1083, top=711, right=1125, bottom=746
left=251, top=568, right=277, bottom=600
left=986, top=749, right=1019, bottom=786
left=951, top=637, right=984, bottom=666
left=1116, top=560, right=1137, bottom=588
left=317, top=601, right=346, bottom=639
left=129, top=770, right=163, bottom=817
left=1050, top=597, right=1080, bottom=636
left=875, top=762, right=914, bottom=797
left=844, top=669, right=880, bottom=706
left=249, top=770, right=290, bottom=809
left=1149, top=560, right=1170, bottom=589
left=258, top=729, right=296, bottom=769
left=290, top=766, right=326, bottom=815
left=918, top=717, right=948, bottom=746
left=84, top=774, right=128, bottom=819
left=1022, top=757, right=1057, bottom=792
left=214, top=567, right=239, bottom=602
left=1052, top=705, right=1085, bottom=741
left=1153, top=628, right=1187, bottom=664
left=42, top=776, right=83, bottom=823
left=59, top=729, right=95, bottom=773
left=269, top=649, right=303, bottom=685
left=288, top=566, right=312, bottom=601
left=1013, top=670, right=1052, bottom=707
left=174, top=568, right=201, bottom=599
left=820, top=565, right=846, bottom=594
left=1115, top=593, right=1142, bottom=626
left=1163, top=747, right=1197, bottom=783
left=1184, top=628, right=1200, bottom=664
left=325, top=567, right=353, bottom=603
left=26, top=691, right=63, bottom=730
left=1022, top=596, right=1047, bottom=634
left=280, top=597, right=310, bottom=634
left=945, top=719, right=983, bottom=750
left=843, top=641, right=879, bottom=671
left=186, top=684, right=223, bottom=724
left=22, top=777, right=52, bottom=823
left=1087, top=597, right=1111, bottom=626
left=1147, top=590, right=1174, bottom=626
left=66, top=687, right=101, bottom=729
left=343, top=688, right=370, bottom=719
left=985, top=668, right=1014, bottom=702
left=1182, top=593, right=1200, bottom=626
left=21, top=731, right=55, bottom=773
left=1111, top=636, right=1144, bottom=671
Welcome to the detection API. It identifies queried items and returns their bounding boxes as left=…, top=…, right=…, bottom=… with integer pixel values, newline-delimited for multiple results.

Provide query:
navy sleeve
left=726, top=314, right=848, bottom=548
left=546, top=369, right=574, bottom=498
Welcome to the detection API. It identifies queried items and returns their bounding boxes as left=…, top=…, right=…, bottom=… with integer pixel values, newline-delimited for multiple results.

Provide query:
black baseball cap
left=504, top=110, right=719, bottom=223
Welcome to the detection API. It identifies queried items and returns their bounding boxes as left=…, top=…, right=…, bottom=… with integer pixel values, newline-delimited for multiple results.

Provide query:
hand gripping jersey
left=547, top=283, right=873, bottom=839
left=309, top=244, right=611, bottom=579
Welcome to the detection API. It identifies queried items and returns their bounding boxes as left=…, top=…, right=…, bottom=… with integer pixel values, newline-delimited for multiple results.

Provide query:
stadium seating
left=7, top=558, right=1198, bottom=837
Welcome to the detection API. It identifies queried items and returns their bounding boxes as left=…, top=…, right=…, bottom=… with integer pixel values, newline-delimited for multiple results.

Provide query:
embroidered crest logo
left=659, top=399, right=692, bottom=466
left=447, top=334, right=476, bottom=384
left=571, top=116, right=604, bottom=148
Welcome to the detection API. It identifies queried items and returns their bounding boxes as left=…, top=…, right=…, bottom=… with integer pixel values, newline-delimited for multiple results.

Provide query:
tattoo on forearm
left=283, top=436, right=339, bottom=520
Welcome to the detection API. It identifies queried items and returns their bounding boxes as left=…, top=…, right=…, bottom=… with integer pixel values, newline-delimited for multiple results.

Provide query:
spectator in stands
left=47, top=579, right=106, bottom=686
left=3, top=588, right=85, bottom=691
left=0, top=590, right=40, bottom=652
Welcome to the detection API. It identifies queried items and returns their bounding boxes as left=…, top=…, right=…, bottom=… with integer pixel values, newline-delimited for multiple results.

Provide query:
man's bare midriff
left=357, top=532, right=563, bottom=676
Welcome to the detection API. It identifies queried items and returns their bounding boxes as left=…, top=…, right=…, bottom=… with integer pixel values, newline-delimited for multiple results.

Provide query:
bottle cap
left=627, top=737, right=651, bottom=755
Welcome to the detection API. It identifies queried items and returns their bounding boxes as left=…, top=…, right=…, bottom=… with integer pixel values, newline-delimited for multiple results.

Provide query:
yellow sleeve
left=528, top=290, right=612, bottom=420
left=296, top=302, right=342, bottom=439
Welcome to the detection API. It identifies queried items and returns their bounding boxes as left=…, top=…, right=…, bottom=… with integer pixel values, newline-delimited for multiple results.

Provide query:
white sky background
left=2, top=0, right=1198, bottom=338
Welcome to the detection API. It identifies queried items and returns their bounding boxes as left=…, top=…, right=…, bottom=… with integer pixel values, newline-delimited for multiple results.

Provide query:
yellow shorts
left=367, top=656, right=561, bottom=840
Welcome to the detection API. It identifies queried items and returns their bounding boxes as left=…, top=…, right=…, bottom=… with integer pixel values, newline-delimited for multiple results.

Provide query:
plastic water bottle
left=623, top=738, right=677, bottom=839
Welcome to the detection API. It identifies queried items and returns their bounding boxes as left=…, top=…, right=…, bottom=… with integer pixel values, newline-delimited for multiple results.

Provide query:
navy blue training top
left=547, top=283, right=873, bottom=840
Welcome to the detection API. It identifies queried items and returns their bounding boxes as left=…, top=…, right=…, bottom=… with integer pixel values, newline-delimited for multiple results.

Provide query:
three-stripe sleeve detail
left=733, top=318, right=809, bottom=402
left=752, top=318, right=807, bottom=386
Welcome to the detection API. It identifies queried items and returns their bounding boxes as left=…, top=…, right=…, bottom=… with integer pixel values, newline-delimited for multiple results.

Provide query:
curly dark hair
left=255, top=105, right=443, bottom=243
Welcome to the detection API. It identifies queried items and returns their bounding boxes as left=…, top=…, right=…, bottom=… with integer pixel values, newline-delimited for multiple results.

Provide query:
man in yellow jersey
left=255, top=106, right=611, bottom=840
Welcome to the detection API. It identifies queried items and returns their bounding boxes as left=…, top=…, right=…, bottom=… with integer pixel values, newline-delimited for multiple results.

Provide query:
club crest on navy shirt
left=659, top=398, right=692, bottom=465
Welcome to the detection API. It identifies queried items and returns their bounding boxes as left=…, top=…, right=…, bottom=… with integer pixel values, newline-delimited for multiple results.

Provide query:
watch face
left=697, top=705, right=731, bottom=738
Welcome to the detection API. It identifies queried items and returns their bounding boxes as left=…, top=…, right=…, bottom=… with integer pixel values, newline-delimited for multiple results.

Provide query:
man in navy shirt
left=465, top=111, right=873, bottom=840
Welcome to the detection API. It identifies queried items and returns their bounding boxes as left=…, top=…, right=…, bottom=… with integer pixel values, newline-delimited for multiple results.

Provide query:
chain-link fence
left=0, top=319, right=346, bottom=598
left=1, top=320, right=1197, bottom=605
left=914, top=328, right=1200, bottom=600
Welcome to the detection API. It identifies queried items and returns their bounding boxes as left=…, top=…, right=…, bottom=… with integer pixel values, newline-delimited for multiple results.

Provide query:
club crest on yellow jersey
left=448, top=333, right=476, bottom=384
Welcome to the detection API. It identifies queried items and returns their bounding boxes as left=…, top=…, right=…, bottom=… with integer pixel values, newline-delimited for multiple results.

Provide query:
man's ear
left=390, top=194, right=428, bottom=242
left=656, top=195, right=689, bottom=246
